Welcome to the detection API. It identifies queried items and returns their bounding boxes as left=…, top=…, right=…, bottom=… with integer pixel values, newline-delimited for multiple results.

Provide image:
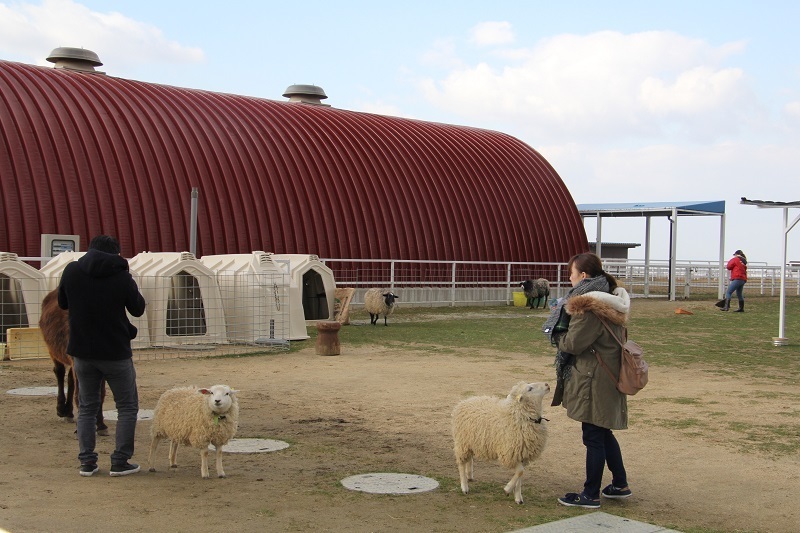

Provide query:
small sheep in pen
left=451, top=381, right=550, bottom=504
left=520, top=278, right=550, bottom=309
left=363, top=288, right=398, bottom=326
left=148, top=385, right=239, bottom=479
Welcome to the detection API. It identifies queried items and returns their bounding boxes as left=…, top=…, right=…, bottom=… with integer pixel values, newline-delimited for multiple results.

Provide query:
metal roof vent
left=46, top=47, right=104, bottom=73
left=282, top=84, right=330, bottom=106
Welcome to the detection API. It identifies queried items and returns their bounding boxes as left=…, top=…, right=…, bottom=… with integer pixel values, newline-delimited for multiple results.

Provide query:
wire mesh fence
left=1, top=270, right=292, bottom=362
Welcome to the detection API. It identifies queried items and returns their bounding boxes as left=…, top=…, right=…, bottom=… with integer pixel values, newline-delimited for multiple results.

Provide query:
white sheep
left=363, top=288, right=398, bottom=326
left=148, top=385, right=239, bottom=479
left=451, top=381, right=550, bottom=504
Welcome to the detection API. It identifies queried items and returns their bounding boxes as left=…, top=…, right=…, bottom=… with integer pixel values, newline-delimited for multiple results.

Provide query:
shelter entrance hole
left=167, top=270, right=207, bottom=337
left=302, top=270, right=329, bottom=320
left=0, top=274, right=29, bottom=343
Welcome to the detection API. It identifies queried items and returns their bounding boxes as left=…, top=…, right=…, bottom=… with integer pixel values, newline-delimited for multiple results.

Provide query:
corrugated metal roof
left=0, top=59, right=587, bottom=263
left=578, top=200, right=725, bottom=217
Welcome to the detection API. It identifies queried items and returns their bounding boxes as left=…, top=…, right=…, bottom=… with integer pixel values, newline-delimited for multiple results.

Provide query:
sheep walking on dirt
left=38, top=289, right=108, bottom=435
left=452, top=381, right=550, bottom=504
left=520, top=279, right=550, bottom=309
left=363, top=288, right=398, bottom=326
left=148, top=385, right=239, bottom=479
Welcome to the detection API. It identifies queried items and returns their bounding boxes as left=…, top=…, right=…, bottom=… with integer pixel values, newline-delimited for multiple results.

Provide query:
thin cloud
left=470, top=21, right=515, bottom=46
left=0, top=0, right=204, bottom=69
left=418, top=30, right=757, bottom=144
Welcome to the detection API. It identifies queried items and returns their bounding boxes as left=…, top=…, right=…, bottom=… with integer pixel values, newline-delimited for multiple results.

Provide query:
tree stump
left=316, top=321, right=341, bottom=356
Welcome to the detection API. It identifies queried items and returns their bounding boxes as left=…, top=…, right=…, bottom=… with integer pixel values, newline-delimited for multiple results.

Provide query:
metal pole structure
left=189, top=187, right=198, bottom=256
left=777, top=207, right=788, bottom=345
left=669, top=208, right=678, bottom=301
left=718, top=212, right=726, bottom=299
left=595, top=214, right=602, bottom=259
left=644, top=216, right=651, bottom=297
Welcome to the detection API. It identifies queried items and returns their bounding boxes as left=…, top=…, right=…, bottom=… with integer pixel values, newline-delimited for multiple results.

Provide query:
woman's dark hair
left=88, top=234, right=121, bottom=255
left=568, top=252, right=618, bottom=292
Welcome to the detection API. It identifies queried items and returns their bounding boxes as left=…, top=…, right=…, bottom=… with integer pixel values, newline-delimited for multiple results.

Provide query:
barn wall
left=0, top=60, right=587, bottom=264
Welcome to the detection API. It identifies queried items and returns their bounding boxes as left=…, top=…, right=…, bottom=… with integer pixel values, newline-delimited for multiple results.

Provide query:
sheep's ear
left=515, top=394, right=523, bottom=402
left=198, top=388, right=212, bottom=395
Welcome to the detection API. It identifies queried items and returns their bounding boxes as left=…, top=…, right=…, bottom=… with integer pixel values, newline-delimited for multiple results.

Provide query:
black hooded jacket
left=57, top=249, right=146, bottom=360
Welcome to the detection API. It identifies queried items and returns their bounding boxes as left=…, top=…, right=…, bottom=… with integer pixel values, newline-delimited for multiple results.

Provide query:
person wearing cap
left=58, top=234, right=146, bottom=477
left=721, top=250, right=748, bottom=312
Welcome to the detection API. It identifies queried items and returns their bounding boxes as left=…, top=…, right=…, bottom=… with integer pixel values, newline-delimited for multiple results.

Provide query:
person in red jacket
left=721, top=250, right=747, bottom=312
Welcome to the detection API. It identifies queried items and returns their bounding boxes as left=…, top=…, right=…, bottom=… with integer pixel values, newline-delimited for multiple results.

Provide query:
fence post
left=506, top=263, right=512, bottom=305
left=450, top=262, right=456, bottom=307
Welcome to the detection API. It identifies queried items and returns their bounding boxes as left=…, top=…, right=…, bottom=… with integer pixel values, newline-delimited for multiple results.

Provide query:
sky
left=1, top=0, right=799, bottom=266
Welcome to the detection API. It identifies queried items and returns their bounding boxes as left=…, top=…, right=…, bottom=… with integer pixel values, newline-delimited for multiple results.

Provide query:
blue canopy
left=577, top=200, right=725, bottom=217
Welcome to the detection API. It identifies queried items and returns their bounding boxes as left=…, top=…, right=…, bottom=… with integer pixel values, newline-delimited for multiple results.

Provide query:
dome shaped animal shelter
left=0, top=55, right=588, bottom=271
left=0, top=252, right=45, bottom=344
left=128, top=252, right=226, bottom=347
left=199, top=251, right=291, bottom=346
left=39, top=251, right=151, bottom=349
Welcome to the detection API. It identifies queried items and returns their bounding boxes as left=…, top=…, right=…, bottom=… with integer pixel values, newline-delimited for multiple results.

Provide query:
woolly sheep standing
left=520, top=279, right=550, bottom=309
left=363, top=288, right=398, bottom=326
left=148, top=385, right=239, bottom=479
left=451, top=381, right=550, bottom=504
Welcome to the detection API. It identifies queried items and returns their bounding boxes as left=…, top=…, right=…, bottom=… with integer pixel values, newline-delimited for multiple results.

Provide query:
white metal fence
left=323, top=258, right=800, bottom=307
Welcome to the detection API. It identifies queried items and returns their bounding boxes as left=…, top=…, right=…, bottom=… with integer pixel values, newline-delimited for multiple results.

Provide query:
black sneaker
left=558, top=492, right=600, bottom=509
left=109, top=462, right=140, bottom=477
left=79, top=463, right=99, bottom=477
left=601, top=484, right=632, bottom=499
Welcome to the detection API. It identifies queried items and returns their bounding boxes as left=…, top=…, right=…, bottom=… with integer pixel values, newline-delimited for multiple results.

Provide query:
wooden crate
left=5, top=327, right=49, bottom=360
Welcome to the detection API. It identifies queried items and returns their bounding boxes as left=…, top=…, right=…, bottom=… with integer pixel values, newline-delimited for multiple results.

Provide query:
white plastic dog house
left=39, top=251, right=151, bottom=349
left=128, top=252, right=227, bottom=347
left=271, top=254, right=336, bottom=339
left=0, top=253, right=46, bottom=343
left=199, top=251, right=291, bottom=346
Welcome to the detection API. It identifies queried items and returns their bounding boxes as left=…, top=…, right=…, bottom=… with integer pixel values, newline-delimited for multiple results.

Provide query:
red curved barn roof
left=0, top=60, right=587, bottom=263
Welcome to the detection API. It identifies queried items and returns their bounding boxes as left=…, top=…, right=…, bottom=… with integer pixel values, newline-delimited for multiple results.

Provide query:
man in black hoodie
left=58, top=235, right=146, bottom=477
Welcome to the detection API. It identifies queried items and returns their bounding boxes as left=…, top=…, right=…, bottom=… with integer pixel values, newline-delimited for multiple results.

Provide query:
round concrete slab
left=102, top=409, right=154, bottom=421
left=218, top=438, right=290, bottom=453
left=6, top=386, right=58, bottom=396
left=341, top=473, right=439, bottom=494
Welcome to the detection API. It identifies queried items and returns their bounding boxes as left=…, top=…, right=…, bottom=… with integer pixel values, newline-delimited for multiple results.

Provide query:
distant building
left=588, top=242, right=640, bottom=261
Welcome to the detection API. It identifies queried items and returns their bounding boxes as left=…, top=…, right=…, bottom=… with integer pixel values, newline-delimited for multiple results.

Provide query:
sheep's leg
left=369, top=313, right=377, bottom=325
left=148, top=436, right=162, bottom=472
left=467, top=456, right=474, bottom=481
left=457, top=459, right=470, bottom=494
left=383, top=315, right=388, bottom=326
left=503, top=464, right=525, bottom=504
left=214, top=446, right=226, bottom=478
left=168, top=440, right=179, bottom=468
left=200, top=447, right=210, bottom=479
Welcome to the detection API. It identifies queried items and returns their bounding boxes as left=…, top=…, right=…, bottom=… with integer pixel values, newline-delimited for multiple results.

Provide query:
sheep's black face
left=521, top=280, right=534, bottom=291
left=383, top=292, right=398, bottom=308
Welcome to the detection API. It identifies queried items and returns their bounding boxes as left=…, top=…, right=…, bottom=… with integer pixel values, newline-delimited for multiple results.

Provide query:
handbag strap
left=592, top=316, right=624, bottom=384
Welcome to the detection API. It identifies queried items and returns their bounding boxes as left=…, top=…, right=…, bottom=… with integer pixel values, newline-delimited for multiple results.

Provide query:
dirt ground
left=1, top=308, right=798, bottom=533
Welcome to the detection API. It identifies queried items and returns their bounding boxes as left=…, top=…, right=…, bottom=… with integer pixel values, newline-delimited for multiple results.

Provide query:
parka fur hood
left=564, top=287, right=630, bottom=328
left=556, top=286, right=631, bottom=430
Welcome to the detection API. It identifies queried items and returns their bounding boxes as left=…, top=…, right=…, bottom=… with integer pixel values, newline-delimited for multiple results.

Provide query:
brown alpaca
left=39, top=290, right=108, bottom=435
